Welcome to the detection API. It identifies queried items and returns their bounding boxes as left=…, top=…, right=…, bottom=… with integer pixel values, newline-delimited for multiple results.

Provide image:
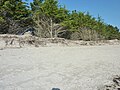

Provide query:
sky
left=24, top=0, right=120, bottom=29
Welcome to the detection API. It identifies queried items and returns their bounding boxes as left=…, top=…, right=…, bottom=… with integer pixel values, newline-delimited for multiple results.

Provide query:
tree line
left=0, top=0, right=120, bottom=40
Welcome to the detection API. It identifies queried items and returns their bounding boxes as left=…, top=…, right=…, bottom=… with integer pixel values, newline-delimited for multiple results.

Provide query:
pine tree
left=0, top=0, right=31, bottom=34
left=31, top=0, right=68, bottom=38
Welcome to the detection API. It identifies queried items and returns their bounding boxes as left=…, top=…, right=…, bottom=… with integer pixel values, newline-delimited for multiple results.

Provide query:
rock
left=52, top=88, right=60, bottom=90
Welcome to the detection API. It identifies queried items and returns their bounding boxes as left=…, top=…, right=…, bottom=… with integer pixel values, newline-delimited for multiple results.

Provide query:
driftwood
left=0, top=34, right=120, bottom=49
left=0, top=34, right=47, bottom=48
left=99, top=75, right=120, bottom=90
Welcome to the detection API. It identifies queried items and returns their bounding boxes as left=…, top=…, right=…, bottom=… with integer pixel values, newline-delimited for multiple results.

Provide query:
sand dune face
left=0, top=45, right=120, bottom=90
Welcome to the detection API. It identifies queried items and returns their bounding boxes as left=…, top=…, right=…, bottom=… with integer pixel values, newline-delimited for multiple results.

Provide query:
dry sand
left=0, top=45, right=120, bottom=90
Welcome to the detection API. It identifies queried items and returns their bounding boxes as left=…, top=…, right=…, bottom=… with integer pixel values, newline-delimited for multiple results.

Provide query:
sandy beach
left=0, top=45, right=120, bottom=90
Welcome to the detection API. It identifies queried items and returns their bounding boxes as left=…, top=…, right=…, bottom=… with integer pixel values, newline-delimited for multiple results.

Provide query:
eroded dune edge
left=0, top=34, right=120, bottom=49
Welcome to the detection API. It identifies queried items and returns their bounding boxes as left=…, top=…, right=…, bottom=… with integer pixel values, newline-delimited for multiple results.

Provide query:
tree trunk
left=54, top=28, right=57, bottom=38
left=50, top=18, right=53, bottom=38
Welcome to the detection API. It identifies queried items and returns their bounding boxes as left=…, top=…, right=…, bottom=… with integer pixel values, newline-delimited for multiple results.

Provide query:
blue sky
left=24, top=0, right=120, bottom=29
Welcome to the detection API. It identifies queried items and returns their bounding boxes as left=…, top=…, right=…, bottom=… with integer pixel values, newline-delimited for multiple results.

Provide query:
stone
left=52, top=88, right=60, bottom=90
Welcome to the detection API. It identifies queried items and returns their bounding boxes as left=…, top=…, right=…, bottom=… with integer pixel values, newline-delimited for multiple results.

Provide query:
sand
left=0, top=45, right=120, bottom=90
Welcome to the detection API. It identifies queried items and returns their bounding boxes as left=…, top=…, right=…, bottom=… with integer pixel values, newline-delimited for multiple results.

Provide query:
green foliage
left=2, top=0, right=30, bottom=20
left=31, top=0, right=69, bottom=22
left=0, top=17, right=4, bottom=23
left=0, top=0, right=32, bottom=34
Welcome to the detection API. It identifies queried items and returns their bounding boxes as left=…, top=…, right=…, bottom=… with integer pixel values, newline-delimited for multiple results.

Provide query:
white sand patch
left=0, top=45, right=120, bottom=90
